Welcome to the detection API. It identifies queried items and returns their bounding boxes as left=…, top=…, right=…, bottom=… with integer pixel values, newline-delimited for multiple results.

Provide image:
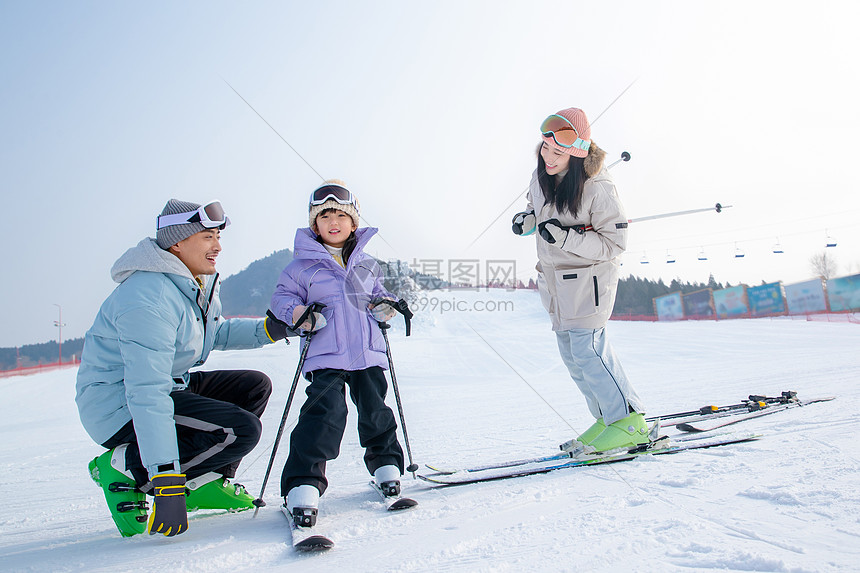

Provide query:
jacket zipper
left=593, top=276, right=599, bottom=307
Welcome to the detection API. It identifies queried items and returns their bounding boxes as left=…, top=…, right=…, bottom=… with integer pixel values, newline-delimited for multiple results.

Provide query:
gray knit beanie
left=156, top=199, right=207, bottom=249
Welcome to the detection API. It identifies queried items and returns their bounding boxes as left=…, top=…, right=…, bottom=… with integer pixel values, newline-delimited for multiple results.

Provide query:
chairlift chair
left=772, top=238, right=784, bottom=254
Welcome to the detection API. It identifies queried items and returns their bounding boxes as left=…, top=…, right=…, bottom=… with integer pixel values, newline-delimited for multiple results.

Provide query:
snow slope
left=2, top=289, right=859, bottom=573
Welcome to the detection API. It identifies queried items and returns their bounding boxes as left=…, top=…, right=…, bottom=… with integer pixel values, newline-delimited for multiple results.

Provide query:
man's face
left=169, top=229, right=221, bottom=277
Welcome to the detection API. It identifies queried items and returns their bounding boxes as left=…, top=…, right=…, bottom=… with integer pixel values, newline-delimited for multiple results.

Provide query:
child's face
left=315, top=209, right=357, bottom=248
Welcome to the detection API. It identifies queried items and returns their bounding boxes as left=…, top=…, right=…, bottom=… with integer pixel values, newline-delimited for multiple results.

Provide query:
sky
left=2, top=0, right=860, bottom=347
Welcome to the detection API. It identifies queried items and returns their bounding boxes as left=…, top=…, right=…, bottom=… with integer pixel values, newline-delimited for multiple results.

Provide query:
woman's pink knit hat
left=541, top=107, right=592, bottom=158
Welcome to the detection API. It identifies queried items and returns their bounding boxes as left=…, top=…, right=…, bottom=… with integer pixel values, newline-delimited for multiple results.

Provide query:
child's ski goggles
left=540, top=114, right=591, bottom=152
left=157, top=201, right=230, bottom=230
left=309, top=184, right=357, bottom=208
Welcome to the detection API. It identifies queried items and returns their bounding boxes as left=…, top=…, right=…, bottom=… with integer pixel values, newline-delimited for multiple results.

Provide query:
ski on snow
left=419, top=432, right=761, bottom=486
left=281, top=484, right=418, bottom=552
left=676, top=396, right=834, bottom=432
left=368, top=481, right=419, bottom=511
left=424, top=431, right=740, bottom=476
left=648, top=391, right=832, bottom=429
left=281, top=504, right=334, bottom=552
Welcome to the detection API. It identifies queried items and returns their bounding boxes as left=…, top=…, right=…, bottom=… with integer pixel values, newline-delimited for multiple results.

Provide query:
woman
left=512, top=107, right=647, bottom=454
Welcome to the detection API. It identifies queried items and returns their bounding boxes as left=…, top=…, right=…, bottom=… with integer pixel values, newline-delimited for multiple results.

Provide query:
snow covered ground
left=2, top=289, right=859, bottom=573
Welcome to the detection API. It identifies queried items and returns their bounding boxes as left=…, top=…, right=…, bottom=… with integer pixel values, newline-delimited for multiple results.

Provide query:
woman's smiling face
left=540, top=141, right=571, bottom=176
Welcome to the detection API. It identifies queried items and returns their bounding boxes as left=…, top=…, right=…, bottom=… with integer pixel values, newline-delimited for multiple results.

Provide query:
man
left=76, top=199, right=295, bottom=538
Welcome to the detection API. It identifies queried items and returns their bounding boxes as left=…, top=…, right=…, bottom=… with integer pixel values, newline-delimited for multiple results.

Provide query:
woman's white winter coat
left=526, top=148, right=628, bottom=330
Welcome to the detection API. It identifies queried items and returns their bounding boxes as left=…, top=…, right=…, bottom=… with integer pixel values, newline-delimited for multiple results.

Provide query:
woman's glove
left=369, top=299, right=398, bottom=322
left=511, top=211, right=536, bottom=236
left=292, top=305, right=327, bottom=332
left=147, top=473, right=187, bottom=537
left=538, top=219, right=569, bottom=246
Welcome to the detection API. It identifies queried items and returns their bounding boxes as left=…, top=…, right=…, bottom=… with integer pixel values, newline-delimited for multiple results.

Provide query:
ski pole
left=645, top=391, right=799, bottom=422
left=628, top=202, right=731, bottom=224
left=377, top=321, right=419, bottom=478
left=253, top=303, right=326, bottom=516
left=606, top=150, right=631, bottom=170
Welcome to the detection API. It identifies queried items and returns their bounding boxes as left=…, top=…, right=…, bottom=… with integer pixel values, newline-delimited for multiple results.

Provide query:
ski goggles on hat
left=540, top=114, right=591, bottom=152
left=157, top=201, right=230, bottom=230
left=309, top=184, right=357, bottom=208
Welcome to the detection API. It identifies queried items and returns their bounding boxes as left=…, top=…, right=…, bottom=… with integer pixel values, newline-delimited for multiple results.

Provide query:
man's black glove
left=265, top=310, right=292, bottom=342
left=147, top=473, right=188, bottom=537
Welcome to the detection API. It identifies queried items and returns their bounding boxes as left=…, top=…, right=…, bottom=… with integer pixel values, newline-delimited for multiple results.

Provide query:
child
left=270, top=180, right=404, bottom=529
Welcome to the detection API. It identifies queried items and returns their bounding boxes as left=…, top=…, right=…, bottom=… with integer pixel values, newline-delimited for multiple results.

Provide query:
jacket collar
left=293, top=226, right=378, bottom=266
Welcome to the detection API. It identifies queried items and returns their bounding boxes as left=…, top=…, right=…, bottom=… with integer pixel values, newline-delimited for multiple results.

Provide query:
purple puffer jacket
left=270, top=227, right=394, bottom=374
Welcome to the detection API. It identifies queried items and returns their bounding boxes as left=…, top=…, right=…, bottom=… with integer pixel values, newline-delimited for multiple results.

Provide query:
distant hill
left=0, top=338, right=85, bottom=370
left=219, top=248, right=294, bottom=317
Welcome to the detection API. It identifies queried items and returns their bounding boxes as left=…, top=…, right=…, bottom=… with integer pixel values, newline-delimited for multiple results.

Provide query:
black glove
left=512, top=210, right=536, bottom=236
left=265, top=310, right=292, bottom=342
left=147, top=473, right=188, bottom=537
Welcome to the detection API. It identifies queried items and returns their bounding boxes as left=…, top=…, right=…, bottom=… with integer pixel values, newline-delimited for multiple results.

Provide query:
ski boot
left=286, top=484, right=320, bottom=528
left=373, top=465, right=401, bottom=497
left=559, top=418, right=606, bottom=453
left=88, top=445, right=149, bottom=537
left=185, top=472, right=255, bottom=512
left=585, top=412, right=650, bottom=454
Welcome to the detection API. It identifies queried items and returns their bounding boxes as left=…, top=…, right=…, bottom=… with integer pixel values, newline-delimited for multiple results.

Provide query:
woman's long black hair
left=537, top=144, right=588, bottom=218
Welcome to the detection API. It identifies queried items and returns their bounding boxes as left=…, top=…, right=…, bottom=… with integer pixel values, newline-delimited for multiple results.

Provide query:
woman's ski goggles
left=157, top=201, right=230, bottom=230
left=540, top=114, right=591, bottom=152
left=309, top=184, right=357, bottom=208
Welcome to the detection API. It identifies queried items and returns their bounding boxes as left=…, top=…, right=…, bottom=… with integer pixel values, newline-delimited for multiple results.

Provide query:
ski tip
left=294, top=535, right=334, bottom=552
left=676, top=423, right=703, bottom=432
left=388, top=497, right=418, bottom=511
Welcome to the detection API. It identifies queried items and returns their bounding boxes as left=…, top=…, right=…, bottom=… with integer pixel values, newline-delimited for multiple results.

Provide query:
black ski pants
left=280, top=367, right=404, bottom=496
left=102, top=369, right=271, bottom=487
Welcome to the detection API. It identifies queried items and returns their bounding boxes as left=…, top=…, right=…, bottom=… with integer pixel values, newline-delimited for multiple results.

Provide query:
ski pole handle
left=607, top=151, right=631, bottom=170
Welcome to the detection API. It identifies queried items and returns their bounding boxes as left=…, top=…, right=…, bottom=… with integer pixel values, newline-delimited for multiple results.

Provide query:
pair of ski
left=651, top=392, right=833, bottom=432
left=419, top=431, right=761, bottom=485
left=284, top=482, right=418, bottom=552
left=419, top=392, right=833, bottom=486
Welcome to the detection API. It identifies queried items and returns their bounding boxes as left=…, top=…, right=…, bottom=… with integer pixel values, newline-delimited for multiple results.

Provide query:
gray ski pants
left=556, top=327, right=645, bottom=425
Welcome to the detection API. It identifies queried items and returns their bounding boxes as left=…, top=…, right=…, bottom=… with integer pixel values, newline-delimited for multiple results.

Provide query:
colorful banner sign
left=826, top=274, right=860, bottom=312
left=713, top=285, right=749, bottom=318
left=682, top=289, right=715, bottom=317
left=747, top=282, right=786, bottom=316
left=655, top=292, right=684, bottom=320
left=784, top=279, right=827, bottom=314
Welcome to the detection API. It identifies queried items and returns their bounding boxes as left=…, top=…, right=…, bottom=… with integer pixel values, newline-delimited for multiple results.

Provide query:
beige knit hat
left=308, top=180, right=360, bottom=229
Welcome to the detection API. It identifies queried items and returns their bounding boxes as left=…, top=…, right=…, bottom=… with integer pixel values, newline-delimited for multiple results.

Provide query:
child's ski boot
left=185, top=472, right=255, bottom=512
left=373, top=465, right=402, bottom=497
left=286, top=484, right=320, bottom=527
left=88, top=445, right=148, bottom=537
